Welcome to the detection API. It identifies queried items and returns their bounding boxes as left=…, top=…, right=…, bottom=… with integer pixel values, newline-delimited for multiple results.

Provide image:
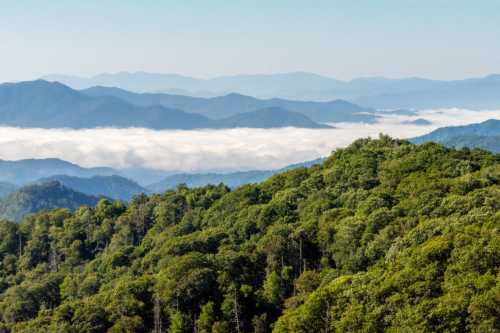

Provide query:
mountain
left=82, top=86, right=377, bottom=123
left=148, top=158, right=326, bottom=192
left=0, top=137, right=498, bottom=331
left=412, top=119, right=500, bottom=152
left=0, top=80, right=213, bottom=129
left=215, top=107, right=332, bottom=129
left=148, top=170, right=273, bottom=193
left=45, top=72, right=500, bottom=108
left=0, top=158, right=117, bottom=186
left=0, top=157, right=174, bottom=187
left=0, top=80, right=333, bottom=128
left=353, top=74, right=500, bottom=109
left=0, top=181, right=100, bottom=221
left=0, top=182, right=16, bottom=198
left=401, top=118, right=432, bottom=125
left=39, top=175, right=148, bottom=201
left=44, top=72, right=344, bottom=99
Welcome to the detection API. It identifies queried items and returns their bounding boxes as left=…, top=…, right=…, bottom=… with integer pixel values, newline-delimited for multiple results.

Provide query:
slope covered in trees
left=0, top=137, right=498, bottom=332
left=0, top=181, right=101, bottom=222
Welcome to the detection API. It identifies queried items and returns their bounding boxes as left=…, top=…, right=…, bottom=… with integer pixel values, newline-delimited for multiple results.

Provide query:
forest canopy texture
left=0, top=136, right=498, bottom=332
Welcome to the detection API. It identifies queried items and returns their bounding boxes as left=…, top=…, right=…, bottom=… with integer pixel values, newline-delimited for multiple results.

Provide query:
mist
left=0, top=109, right=498, bottom=172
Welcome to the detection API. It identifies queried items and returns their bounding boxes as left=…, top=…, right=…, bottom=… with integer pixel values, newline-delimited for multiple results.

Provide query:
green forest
left=0, top=136, right=498, bottom=332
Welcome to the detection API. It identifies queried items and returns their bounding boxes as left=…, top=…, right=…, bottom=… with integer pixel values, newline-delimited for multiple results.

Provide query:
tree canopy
left=0, top=136, right=498, bottom=332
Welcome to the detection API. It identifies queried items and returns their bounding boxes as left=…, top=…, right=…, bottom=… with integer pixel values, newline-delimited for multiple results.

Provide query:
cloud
left=0, top=109, right=498, bottom=172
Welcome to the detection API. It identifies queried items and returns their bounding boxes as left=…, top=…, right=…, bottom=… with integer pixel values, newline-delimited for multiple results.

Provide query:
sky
left=1, top=0, right=500, bottom=82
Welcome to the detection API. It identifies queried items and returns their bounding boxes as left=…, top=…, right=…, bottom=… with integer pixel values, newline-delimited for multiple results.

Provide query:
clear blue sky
left=1, top=0, right=499, bottom=82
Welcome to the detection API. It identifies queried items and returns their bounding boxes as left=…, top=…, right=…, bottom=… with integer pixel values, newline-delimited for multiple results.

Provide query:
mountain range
left=44, top=71, right=500, bottom=109
left=38, top=175, right=147, bottom=201
left=412, top=119, right=500, bottom=152
left=0, top=182, right=16, bottom=198
left=0, top=157, right=116, bottom=186
left=0, top=80, right=377, bottom=129
left=82, top=86, right=376, bottom=122
left=0, top=157, right=171, bottom=187
left=0, top=156, right=325, bottom=199
left=147, top=158, right=325, bottom=193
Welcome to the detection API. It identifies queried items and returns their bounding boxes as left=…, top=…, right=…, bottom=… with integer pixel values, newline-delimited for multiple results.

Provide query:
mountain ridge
left=81, top=85, right=377, bottom=123
left=42, top=71, right=500, bottom=107
left=411, top=119, right=500, bottom=152
left=0, top=80, right=335, bottom=128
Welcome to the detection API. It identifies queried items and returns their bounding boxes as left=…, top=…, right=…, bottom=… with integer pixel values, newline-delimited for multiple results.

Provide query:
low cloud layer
left=0, top=109, right=498, bottom=172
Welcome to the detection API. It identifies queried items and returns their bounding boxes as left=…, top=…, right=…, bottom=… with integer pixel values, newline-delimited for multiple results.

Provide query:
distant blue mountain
left=401, top=118, right=432, bottom=126
left=354, top=74, right=500, bottom=109
left=44, top=72, right=344, bottom=100
left=411, top=119, right=500, bottom=152
left=44, top=72, right=500, bottom=108
left=0, top=156, right=327, bottom=195
left=0, top=182, right=16, bottom=198
left=0, top=158, right=117, bottom=186
left=0, top=80, right=333, bottom=128
left=39, top=175, right=148, bottom=201
left=214, top=107, right=332, bottom=129
left=147, top=158, right=325, bottom=193
left=0, top=80, right=212, bottom=129
left=82, top=86, right=377, bottom=123
left=0, top=157, right=167, bottom=186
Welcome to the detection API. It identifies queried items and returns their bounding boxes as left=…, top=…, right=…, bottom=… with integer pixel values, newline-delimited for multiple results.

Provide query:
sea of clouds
left=0, top=109, right=498, bottom=172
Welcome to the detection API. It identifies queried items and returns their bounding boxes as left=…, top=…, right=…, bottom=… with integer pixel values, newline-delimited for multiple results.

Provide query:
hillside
left=82, top=86, right=377, bottom=123
left=0, top=181, right=100, bottom=222
left=40, top=175, right=148, bottom=201
left=412, top=119, right=500, bottom=152
left=0, top=138, right=498, bottom=332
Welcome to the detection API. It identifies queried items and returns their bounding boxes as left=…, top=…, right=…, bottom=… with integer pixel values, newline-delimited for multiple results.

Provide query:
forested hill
left=0, top=137, right=499, bottom=332
left=0, top=181, right=100, bottom=222
left=39, top=175, right=148, bottom=201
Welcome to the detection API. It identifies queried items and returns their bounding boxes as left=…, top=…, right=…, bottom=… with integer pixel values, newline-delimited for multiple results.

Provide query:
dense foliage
left=0, top=137, right=498, bottom=332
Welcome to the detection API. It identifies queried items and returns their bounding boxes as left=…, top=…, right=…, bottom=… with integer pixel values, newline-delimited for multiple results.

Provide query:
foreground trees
left=0, top=136, right=499, bottom=332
